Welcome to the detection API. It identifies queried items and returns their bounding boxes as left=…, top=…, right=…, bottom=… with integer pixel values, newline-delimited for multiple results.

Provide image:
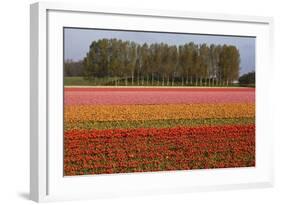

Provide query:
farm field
left=63, top=87, right=255, bottom=176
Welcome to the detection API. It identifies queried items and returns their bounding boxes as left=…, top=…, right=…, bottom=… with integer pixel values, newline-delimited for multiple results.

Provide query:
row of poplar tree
left=81, top=38, right=240, bottom=86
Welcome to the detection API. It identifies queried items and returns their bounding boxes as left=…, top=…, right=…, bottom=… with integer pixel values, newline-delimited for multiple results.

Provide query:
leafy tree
left=199, top=44, right=209, bottom=85
left=218, top=45, right=240, bottom=86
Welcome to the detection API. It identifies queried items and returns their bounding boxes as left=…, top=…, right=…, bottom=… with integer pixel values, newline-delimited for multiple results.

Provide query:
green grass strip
left=64, top=118, right=255, bottom=131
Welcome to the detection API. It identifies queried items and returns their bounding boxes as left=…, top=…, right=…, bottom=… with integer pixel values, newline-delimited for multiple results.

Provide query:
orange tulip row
left=64, top=103, right=255, bottom=123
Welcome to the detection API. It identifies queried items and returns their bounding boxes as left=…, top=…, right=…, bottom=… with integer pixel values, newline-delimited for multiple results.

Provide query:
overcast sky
left=64, top=28, right=255, bottom=75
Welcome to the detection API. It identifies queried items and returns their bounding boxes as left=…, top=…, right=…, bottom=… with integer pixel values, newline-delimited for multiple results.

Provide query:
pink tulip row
left=64, top=87, right=255, bottom=105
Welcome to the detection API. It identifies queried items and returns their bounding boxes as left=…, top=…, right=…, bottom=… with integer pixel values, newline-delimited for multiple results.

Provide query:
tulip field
left=63, top=87, right=255, bottom=176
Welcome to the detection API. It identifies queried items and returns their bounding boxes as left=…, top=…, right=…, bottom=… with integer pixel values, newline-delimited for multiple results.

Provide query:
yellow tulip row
left=64, top=103, right=255, bottom=123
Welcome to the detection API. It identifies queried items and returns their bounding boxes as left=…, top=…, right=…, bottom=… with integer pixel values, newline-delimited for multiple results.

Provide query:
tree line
left=239, top=71, right=255, bottom=86
left=65, top=38, right=241, bottom=86
left=64, top=59, right=84, bottom=76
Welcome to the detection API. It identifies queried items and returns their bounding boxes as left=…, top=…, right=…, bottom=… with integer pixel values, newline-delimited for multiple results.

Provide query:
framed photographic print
left=30, top=2, right=274, bottom=202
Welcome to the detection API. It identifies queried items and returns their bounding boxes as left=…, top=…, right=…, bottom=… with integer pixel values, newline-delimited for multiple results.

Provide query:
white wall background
left=0, top=0, right=280, bottom=204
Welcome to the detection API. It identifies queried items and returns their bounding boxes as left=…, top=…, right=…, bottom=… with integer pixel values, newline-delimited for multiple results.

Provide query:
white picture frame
left=30, top=1, right=274, bottom=202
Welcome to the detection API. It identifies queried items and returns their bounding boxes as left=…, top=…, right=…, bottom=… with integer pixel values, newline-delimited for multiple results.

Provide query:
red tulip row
left=64, top=124, right=255, bottom=176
